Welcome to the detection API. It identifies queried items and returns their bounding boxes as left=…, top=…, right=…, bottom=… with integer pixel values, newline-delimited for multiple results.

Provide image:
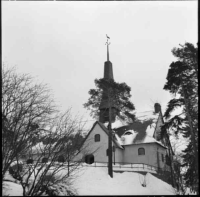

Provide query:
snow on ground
left=72, top=164, right=176, bottom=195
left=3, top=164, right=197, bottom=196
left=3, top=181, right=23, bottom=196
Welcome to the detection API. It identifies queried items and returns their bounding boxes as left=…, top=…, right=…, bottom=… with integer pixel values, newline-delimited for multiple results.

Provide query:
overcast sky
left=2, top=1, right=198, bottom=130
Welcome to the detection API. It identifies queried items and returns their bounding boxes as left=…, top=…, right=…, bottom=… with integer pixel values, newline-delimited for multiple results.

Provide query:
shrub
left=26, top=159, right=34, bottom=164
left=36, top=174, right=57, bottom=196
left=9, top=163, right=23, bottom=180
left=57, top=155, right=65, bottom=163
left=42, top=157, right=48, bottom=163
left=43, top=174, right=56, bottom=184
left=50, top=183, right=77, bottom=196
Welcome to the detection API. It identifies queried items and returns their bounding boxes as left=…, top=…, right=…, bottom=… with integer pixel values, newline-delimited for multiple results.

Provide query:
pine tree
left=84, top=78, right=136, bottom=122
left=163, top=42, right=198, bottom=194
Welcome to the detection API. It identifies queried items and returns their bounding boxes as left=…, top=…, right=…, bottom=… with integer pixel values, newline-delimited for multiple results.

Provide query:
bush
left=57, top=155, right=65, bottom=163
left=50, top=183, right=77, bottom=196
left=26, top=159, right=34, bottom=164
left=36, top=174, right=57, bottom=196
left=9, top=163, right=23, bottom=180
left=35, top=175, right=77, bottom=196
left=42, top=157, right=48, bottom=163
left=43, top=174, right=56, bottom=184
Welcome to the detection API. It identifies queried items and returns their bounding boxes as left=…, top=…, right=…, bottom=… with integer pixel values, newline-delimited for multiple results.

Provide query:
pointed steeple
left=99, top=35, right=116, bottom=123
left=104, top=35, right=114, bottom=80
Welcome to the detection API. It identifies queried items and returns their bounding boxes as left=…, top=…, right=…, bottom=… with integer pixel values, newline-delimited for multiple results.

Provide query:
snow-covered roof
left=82, top=109, right=166, bottom=150
left=114, top=130, right=166, bottom=149
left=31, top=142, right=59, bottom=154
left=111, top=110, right=166, bottom=149
left=136, top=111, right=159, bottom=123
left=31, top=142, right=45, bottom=154
left=113, top=110, right=159, bottom=137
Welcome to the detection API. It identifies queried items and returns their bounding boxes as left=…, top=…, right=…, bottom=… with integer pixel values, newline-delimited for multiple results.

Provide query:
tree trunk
left=68, top=160, right=70, bottom=177
left=182, top=85, right=198, bottom=194
left=108, top=93, right=113, bottom=178
left=168, top=143, right=175, bottom=187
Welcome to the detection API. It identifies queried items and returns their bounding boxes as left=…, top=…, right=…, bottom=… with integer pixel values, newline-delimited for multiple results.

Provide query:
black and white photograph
left=2, top=0, right=198, bottom=196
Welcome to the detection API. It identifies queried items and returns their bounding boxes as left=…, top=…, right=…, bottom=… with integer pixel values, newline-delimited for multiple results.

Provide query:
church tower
left=99, top=35, right=117, bottom=123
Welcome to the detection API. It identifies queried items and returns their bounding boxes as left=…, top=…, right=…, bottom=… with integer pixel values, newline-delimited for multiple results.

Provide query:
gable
left=80, top=121, right=124, bottom=152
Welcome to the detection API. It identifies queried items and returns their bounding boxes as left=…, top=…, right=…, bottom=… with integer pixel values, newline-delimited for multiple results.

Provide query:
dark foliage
left=42, top=157, right=48, bottom=163
left=163, top=42, right=198, bottom=194
left=9, top=163, right=23, bottom=180
left=57, top=155, right=65, bottom=163
left=26, top=159, right=34, bottom=164
left=84, top=78, right=135, bottom=122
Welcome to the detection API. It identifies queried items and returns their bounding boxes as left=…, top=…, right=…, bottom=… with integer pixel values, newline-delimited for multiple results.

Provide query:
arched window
left=94, top=134, right=100, bottom=142
left=138, top=148, right=145, bottom=155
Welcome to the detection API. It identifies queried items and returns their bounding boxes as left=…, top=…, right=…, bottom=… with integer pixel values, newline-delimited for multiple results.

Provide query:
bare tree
left=2, top=65, right=57, bottom=181
left=9, top=109, right=89, bottom=196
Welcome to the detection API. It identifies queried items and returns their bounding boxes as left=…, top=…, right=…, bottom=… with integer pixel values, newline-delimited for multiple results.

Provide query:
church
left=74, top=37, right=174, bottom=182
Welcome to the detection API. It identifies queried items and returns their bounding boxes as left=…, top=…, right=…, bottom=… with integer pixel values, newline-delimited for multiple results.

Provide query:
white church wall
left=122, top=143, right=158, bottom=167
left=156, top=145, right=167, bottom=170
left=113, top=147, right=123, bottom=163
left=73, top=123, right=112, bottom=163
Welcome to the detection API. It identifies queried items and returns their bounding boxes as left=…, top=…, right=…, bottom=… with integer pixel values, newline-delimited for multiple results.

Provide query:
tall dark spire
left=99, top=35, right=116, bottom=123
left=104, top=35, right=114, bottom=80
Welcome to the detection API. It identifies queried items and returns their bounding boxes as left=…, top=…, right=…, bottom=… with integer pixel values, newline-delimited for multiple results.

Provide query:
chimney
left=154, top=103, right=161, bottom=113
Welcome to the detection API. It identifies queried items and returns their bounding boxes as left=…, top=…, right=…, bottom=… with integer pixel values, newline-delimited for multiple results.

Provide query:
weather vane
left=105, top=34, right=111, bottom=46
left=105, top=34, right=110, bottom=61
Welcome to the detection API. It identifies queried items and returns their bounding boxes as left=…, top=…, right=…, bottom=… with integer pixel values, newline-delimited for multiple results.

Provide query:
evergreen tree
left=83, top=78, right=136, bottom=122
left=162, top=43, right=198, bottom=194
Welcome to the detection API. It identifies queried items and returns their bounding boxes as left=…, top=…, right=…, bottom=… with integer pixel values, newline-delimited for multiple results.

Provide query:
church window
left=124, top=131, right=132, bottom=135
left=138, top=148, right=145, bottom=155
left=95, top=134, right=100, bottom=142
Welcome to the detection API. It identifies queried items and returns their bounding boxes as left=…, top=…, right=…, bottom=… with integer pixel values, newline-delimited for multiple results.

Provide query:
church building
left=74, top=37, right=174, bottom=182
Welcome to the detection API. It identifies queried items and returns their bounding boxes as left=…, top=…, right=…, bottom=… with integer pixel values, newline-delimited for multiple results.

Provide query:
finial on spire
left=105, top=34, right=111, bottom=61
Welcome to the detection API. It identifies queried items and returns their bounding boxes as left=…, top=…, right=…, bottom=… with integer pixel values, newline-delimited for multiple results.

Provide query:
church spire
left=104, top=35, right=114, bottom=80
left=106, top=34, right=110, bottom=61
left=99, top=35, right=116, bottom=123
